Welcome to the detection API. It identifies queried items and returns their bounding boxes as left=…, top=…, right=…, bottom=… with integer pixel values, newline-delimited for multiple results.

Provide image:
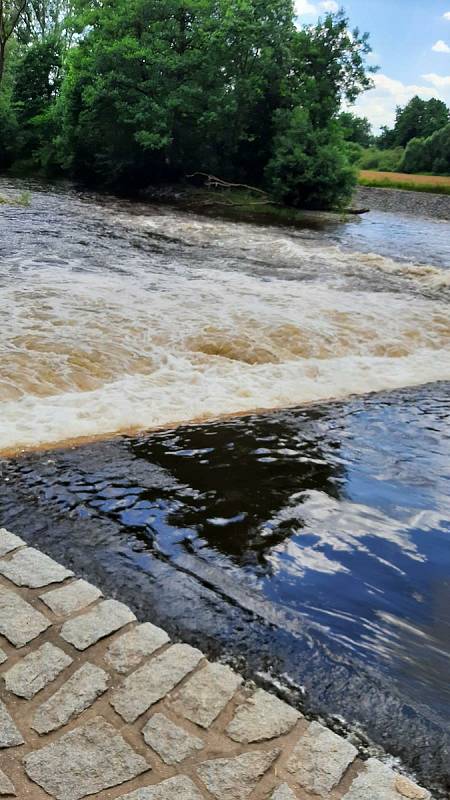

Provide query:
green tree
left=266, top=106, right=355, bottom=208
left=57, top=0, right=299, bottom=185
left=0, top=1, right=29, bottom=83
left=17, top=1, right=73, bottom=43
left=339, top=111, right=373, bottom=147
left=379, top=96, right=449, bottom=149
left=265, top=10, right=373, bottom=208
left=12, top=35, right=62, bottom=160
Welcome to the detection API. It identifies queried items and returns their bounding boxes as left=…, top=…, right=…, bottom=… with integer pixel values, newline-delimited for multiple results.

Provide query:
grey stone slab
left=3, top=643, right=73, bottom=699
left=226, top=688, right=300, bottom=743
left=60, top=599, right=136, bottom=650
left=0, top=649, right=7, bottom=665
left=197, top=748, right=280, bottom=800
left=142, top=713, right=204, bottom=765
left=117, top=776, right=204, bottom=800
left=32, top=663, right=110, bottom=734
left=0, top=701, right=24, bottom=748
left=40, top=580, right=102, bottom=617
left=0, top=768, right=15, bottom=796
left=172, top=662, right=242, bottom=729
left=111, top=643, right=203, bottom=723
left=106, top=623, right=169, bottom=674
left=23, top=716, right=150, bottom=800
left=287, top=721, right=358, bottom=796
left=342, top=759, right=430, bottom=800
left=0, top=548, right=73, bottom=588
left=0, top=588, right=51, bottom=648
left=271, top=785, right=297, bottom=800
left=0, top=530, right=25, bottom=558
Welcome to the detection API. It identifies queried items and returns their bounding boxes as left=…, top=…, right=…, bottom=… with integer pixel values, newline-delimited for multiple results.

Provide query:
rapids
left=0, top=176, right=449, bottom=453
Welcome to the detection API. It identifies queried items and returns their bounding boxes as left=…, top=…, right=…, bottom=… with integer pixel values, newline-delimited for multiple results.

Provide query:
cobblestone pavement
left=0, top=529, right=432, bottom=800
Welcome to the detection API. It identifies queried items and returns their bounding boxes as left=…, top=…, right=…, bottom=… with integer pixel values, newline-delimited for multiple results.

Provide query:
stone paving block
left=0, top=588, right=51, bottom=648
left=0, top=768, right=15, bottom=796
left=0, top=548, right=73, bottom=588
left=117, top=776, right=204, bottom=800
left=342, top=758, right=430, bottom=800
left=111, top=643, right=203, bottom=723
left=226, top=688, right=300, bottom=743
left=287, top=720, right=358, bottom=797
left=60, top=599, right=136, bottom=650
left=3, top=642, right=73, bottom=699
left=23, top=716, right=150, bottom=800
left=0, top=700, right=24, bottom=748
left=32, top=662, right=110, bottom=734
left=106, top=623, right=170, bottom=674
left=271, top=785, right=297, bottom=800
left=40, top=579, right=102, bottom=617
left=142, top=713, right=204, bottom=765
left=197, top=748, right=280, bottom=800
left=0, top=529, right=25, bottom=558
left=0, top=648, right=7, bottom=665
left=172, top=662, right=242, bottom=729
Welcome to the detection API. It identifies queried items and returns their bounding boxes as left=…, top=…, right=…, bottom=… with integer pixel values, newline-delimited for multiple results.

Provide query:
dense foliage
left=339, top=111, right=373, bottom=147
left=358, top=146, right=403, bottom=172
left=355, top=96, right=450, bottom=176
left=401, top=123, right=450, bottom=176
left=378, top=97, right=449, bottom=150
left=0, top=0, right=375, bottom=208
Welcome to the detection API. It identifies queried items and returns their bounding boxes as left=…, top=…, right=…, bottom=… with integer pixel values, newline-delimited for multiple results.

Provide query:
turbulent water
left=0, top=177, right=449, bottom=453
left=1, top=177, right=450, bottom=793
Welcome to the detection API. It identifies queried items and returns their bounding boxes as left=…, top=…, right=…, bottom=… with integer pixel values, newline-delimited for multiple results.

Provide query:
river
left=0, top=177, right=449, bottom=794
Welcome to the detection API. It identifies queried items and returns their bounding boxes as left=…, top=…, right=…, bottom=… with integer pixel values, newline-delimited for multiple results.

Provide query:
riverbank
left=0, top=529, right=432, bottom=800
left=355, top=185, right=450, bottom=220
left=140, top=184, right=353, bottom=227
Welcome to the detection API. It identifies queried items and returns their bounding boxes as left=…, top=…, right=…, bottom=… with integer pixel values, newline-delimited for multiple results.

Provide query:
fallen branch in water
left=186, top=172, right=270, bottom=197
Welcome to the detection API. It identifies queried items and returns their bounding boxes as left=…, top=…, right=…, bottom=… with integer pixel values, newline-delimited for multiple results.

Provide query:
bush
left=344, top=141, right=364, bottom=165
left=265, top=107, right=356, bottom=210
left=358, top=147, right=404, bottom=171
left=401, top=124, right=450, bottom=175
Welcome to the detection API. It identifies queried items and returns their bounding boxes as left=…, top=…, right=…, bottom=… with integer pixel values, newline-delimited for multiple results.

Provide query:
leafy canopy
left=1, top=0, right=374, bottom=209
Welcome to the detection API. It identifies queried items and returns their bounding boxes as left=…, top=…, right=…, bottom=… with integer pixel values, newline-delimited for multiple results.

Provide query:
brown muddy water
left=1, top=177, right=450, bottom=794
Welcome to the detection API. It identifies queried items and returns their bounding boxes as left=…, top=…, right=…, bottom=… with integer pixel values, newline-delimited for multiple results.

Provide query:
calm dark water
left=2, top=382, right=449, bottom=793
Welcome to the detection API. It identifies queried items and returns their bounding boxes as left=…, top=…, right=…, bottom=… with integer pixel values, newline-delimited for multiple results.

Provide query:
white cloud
left=422, top=72, right=450, bottom=87
left=294, top=0, right=339, bottom=16
left=443, top=11, right=450, bottom=21
left=432, top=40, right=450, bottom=53
left=294, top=0, right=316, bottom=13
left=353, top=73, right=443, bottom=132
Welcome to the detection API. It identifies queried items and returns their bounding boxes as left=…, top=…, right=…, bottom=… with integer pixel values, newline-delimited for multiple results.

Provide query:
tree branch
left=186, top=172, right=269, bottom=197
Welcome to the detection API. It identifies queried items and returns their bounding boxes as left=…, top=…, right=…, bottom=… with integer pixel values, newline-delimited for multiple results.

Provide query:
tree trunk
left=0, top=42, right=5, bottom=86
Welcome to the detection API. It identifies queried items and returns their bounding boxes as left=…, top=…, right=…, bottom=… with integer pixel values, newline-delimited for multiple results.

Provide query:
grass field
left=359, top=170, right=450, bottom=196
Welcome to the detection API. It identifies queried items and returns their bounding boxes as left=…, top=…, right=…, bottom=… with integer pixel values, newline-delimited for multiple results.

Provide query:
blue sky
left=294, top=1, right=450, bottom=130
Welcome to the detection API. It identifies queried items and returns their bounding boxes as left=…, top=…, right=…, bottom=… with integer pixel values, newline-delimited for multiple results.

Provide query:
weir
left=0, top=179, right=449, bottom=797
